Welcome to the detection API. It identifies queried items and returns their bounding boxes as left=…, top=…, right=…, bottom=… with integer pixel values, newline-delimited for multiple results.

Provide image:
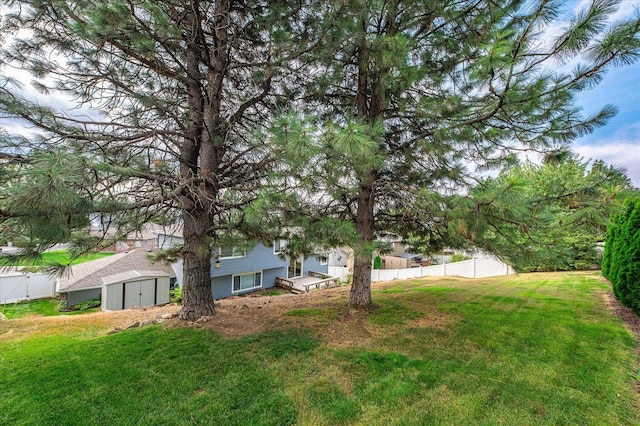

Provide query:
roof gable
left=58, top=249, right=176, bottom=292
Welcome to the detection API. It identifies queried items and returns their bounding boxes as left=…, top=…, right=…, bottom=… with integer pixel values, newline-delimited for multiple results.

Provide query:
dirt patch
left=179, top=281, right=456, bottom=348
left=1, top=304, right=181, bottom=341
left=601, top=286, right=640, bottom=394
left=1, top=280, right=457, bottom=348
left=179, top=286, right=354, bottom=338
left=603, top=292, right=640, bottom=342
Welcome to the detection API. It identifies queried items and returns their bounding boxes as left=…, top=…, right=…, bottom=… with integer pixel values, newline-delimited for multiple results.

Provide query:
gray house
left=57, top=249, right=177, bottom=309
left=173, top=241, right=329, bottom=299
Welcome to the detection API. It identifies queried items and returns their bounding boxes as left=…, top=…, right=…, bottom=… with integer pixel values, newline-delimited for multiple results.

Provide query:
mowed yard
left=0, top=272, right=638, bottom=425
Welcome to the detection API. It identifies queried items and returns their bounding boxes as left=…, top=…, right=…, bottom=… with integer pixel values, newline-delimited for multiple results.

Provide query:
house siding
left=158, top=235, right=184, bottom=250
left=211, top=266, right=283, bottom=299
left=209, top=243, right=287, bottom=299
left=210, top=243, right=288, bottom=277
left=303, top=255, right=329, bottom=276
left=173, top=242, right=331, bottom=300
left=67, top=288, right=101, bottom=307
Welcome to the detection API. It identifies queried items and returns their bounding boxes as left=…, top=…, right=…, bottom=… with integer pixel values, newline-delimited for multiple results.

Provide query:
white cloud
left=574, top=123, right=640, bottom=186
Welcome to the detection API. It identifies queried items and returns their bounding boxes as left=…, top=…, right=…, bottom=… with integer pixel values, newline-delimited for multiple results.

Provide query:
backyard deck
left=275, top=271, right=340, bottom=293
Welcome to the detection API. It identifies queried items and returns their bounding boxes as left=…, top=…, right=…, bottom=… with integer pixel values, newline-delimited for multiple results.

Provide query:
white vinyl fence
left=0, top=271, right=56, bottom=304
left=329, top=256, right=515, bottom=283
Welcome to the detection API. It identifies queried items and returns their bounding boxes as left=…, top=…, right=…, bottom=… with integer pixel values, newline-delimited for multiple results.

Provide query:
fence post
left=473, top=257, right=476, bottom=278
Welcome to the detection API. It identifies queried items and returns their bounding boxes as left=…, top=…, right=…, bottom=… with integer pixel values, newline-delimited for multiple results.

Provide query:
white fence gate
left=329, top=256, right=515, bottom=283
left=0, top=271, right=56, bottom=304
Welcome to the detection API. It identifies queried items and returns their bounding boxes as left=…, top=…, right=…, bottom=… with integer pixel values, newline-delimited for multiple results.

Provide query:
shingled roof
left=57, top=249, right=176, bottom=293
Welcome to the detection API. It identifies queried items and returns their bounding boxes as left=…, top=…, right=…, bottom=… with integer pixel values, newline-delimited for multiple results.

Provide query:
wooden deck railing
left=276, top=271, right=341, bottom=293
left=308, top=270, right=331, bottom=279
left=275, top=276, right=296, bottom=289
left=301, top=276, right=339, bottom=292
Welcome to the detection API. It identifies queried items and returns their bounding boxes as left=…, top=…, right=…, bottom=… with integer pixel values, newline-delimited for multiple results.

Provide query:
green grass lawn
left=0, top=272, right=638, bottom=425
left=0, top=298, right=99, bottom=319
left=0, top=250, right=114, bottom=266
left=39, top=250, right=114, bottom=265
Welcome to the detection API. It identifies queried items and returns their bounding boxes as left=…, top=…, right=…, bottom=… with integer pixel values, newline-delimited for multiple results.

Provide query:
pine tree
left=276, top=0, right=640, bottom=307
left=462, top=156, right=633, bottom=272
left=0, top=0, right=313, bottom=320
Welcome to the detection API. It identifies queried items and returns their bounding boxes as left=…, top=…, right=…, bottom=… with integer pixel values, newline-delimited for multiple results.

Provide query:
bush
left=74, top=299, right=101, bottom=311
left=170, top=286, right=182, bottom=304
left=449, top=253, right=471, bottom=263
left=603, top=198, right=640, bottom=314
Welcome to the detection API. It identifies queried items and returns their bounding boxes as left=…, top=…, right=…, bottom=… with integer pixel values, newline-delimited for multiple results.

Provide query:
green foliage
left=0, top=297, right=98, bottom=319
left=73, top=299, right=101, bottom=311
left=266, top=0, right=640, bottom=307
left=461, top=157, right=634, bottom=272
left=0, top=298, right=60, bottom=319
left=259, top=289, right=289, bottom=297
left=604, top=198, right=640, bottom=313
left=2, top=0, right=640, bottom=316
left=0, top=250, right=114, bottom=268
left=169, top=286, right=182, bottom=304
left=373, top=255, right=382, bottom=269
left=449, top=253, right=471, bottom=263
left=0, top=0, right=316, bottom=319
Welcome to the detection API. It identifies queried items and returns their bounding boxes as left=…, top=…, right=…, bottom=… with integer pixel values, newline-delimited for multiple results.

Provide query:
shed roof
left=57, top=249, right=176, bottom=293
left=102, top=270, right=171, bottom=286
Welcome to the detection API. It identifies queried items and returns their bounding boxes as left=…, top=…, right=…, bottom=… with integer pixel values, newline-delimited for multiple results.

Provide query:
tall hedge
left=603, top=198, right=640, bottom=314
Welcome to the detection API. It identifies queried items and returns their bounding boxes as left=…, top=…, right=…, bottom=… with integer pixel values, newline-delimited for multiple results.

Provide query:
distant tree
left=457, top=156, right=634, bottom=271
left=0, top=0, right=314, bottom=320
left=273, top=0, right=640, bottom=307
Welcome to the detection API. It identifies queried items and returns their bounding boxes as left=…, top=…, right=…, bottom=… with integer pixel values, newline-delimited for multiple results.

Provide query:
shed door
left=123, top=279, right=157, bottom=309
left=139, top=279, right=156, bottom=307
left=124, top=282, right=140, bottom=309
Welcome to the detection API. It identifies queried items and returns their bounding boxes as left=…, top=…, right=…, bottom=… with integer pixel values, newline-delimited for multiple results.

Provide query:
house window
left=219, top=246, right=246, bottom=259
left=134, top=240, right=142, bottom=248
left=318, top=254, right=328, bottom=265
left=273, top=239, right=288, bottom=254
left=233, top=271, right=262, bottom=293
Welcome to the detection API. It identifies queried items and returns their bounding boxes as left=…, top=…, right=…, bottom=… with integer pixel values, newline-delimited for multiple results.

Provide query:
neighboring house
left=156, top=224, right=184, bottom=250
left=377, top=232, right=408, bottom=256
left=173, top=241, right=329, bottom=299
left=328, top=247, right=350, bottom=268
left=381, top=253, right=422, bottom=269
left=57, top=249, right=177, bottom=310
left=91, top=223, right=184, bottom=253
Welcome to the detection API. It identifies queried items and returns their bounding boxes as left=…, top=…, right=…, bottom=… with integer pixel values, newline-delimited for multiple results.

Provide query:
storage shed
left=57, top=249, right=177, bottom=309
left=102, top=270, right=171, bottom=311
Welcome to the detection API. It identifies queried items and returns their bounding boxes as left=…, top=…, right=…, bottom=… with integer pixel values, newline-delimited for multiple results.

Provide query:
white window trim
left=218, top=246, right=246, bottom=260
left=273, top=239, right=288, bottom=254
left=231, top=270, right=263, bottom=293
left=288, top=255, right=304, bottom=279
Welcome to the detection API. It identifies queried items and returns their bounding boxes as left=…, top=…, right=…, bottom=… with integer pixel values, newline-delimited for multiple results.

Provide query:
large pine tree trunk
left=179, top=209, right=215, bottom=320
left=350, top=254, right=373, bottom=307
left=176, top=1, right=225, bottom=321
left=349, top=178, right=375, bottom=307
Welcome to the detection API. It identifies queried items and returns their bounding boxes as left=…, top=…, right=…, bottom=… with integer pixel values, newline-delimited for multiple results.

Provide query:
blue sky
left=572, top=59, right=640, bottom=186
left=566, top=0, right=640, bottom=186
